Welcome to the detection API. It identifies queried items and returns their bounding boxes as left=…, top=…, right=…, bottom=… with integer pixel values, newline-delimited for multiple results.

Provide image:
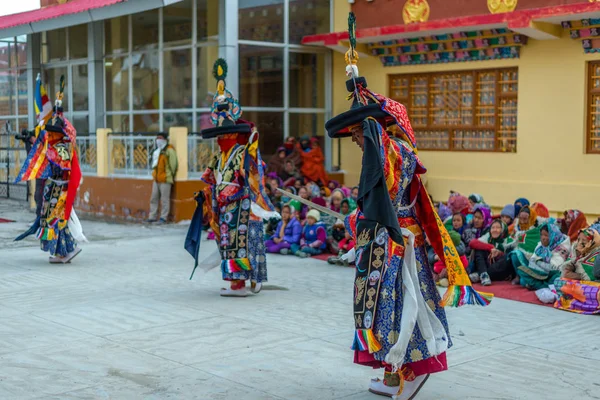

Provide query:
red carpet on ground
left=473, top=281, right=551, bottom=307
left=313, top=253, right=331, bottom=262
left=313, top=254, right=549, bottom=307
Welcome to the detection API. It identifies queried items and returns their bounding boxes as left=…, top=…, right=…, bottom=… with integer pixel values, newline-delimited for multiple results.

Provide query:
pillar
left=168, top=127, right=189, bottom=181
left=96, top=128, right=112, bottom=177
left=219, top=0, right=239, bottom=95
left=88, top=21, right=105, bottom=133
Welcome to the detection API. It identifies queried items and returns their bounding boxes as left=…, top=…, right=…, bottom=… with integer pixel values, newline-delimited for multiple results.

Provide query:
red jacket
left=468, top=239, right=495, bottom=252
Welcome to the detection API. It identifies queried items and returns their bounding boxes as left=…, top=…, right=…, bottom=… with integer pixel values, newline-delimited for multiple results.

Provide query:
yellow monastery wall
left=333, top=31, right=600, bottom=217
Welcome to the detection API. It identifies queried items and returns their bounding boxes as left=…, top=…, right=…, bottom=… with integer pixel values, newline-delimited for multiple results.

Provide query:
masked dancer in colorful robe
left=327, top=13, right=493, bottom=399
left=197, top=59, right=276, bottom=297
left=15, top=76, right=83, bottom=263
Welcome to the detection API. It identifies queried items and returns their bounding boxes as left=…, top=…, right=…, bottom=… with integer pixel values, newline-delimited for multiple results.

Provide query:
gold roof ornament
left=488, top=0, right=518, bottom=14
left=402, top=0, right=430, bottom=25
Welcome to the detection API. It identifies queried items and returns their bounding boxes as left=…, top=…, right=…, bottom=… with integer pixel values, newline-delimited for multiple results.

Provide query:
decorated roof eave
left=302, top=2, right=600, bottom=51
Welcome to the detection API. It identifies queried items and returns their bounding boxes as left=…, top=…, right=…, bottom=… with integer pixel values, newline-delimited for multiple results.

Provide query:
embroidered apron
left=352, top=219, right=388, bottom=353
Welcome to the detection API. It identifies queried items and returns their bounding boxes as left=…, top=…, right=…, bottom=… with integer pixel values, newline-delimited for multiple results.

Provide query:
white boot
left=61, top=247, right=82, bottom=264
left=250, top=281, right=262, bottom=294
left=220, top=287, right=248, bottom=297
left=394, top=374, right=429, bottom=400
left=369, top=378, right=399, bottom=397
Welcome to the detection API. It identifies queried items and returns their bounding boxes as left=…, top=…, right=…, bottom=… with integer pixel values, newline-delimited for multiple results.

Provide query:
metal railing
left=77, top=134, right=97, bottom=175
left=188, top=133, right=216, bottom=178
left=108, top=132, right=160, bottom=177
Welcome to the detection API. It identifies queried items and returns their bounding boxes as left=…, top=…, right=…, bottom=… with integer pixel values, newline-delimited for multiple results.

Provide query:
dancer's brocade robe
left=201, top=136, right=274, bottom=282
left=346, top=122, right=451, bottom=376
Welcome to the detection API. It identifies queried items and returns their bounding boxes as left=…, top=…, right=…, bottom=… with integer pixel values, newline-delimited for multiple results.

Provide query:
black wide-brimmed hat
left=325, top=76, right=391, bottom=138
left=200, top=59, right=249, bottom=139
left=201, top=121, right=252, bottom=139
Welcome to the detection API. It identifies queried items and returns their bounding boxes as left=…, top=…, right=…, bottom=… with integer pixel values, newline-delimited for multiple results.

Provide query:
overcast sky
left=0, top=0, right=41, bottom=18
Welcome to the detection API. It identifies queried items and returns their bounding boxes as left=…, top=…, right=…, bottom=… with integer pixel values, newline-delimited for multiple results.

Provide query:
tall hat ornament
left=46, top=75, right=67, bottom=134
left=201, top=58, right=250, bottom=138
left=325, top=13, right=390, bottom=138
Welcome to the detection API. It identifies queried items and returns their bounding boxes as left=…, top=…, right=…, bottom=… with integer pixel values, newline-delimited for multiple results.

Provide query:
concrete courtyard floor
left=1, top=201, right=599, bottom=400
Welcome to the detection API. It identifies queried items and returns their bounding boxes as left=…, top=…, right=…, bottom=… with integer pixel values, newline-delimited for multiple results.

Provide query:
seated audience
left=265, top=205, right=302, bottom=255
left=513, top=205, right=539, bottom=238
left=306, top=181, right=321, bottom=199
left=500, top=204, right=515, bottom=229
left=468, top=220, right=516, bottom=286
left=514, top=197, right=530, bottom=217
left=447, top=193, right=470, bottom=216
left=351, top=186, right=359, bottom=201
left=515, top=222, right=570, bottom=290
left=561, top=209, right=589, bottom=242
left=294, top=177, right=305, bottom=191
left=462, top=206, right=492, bottom=258
left=560, top=228, right=600, bottom=281
left=267, top=147, right=287, bottom=176
left=468, top=193, right=487, bottom=210
left=509, top=207, right=543, bottom=284
left=330, top=189, right=344, bottom=213
left=296, top=210, right=327, bottom=258
left=281, top=160, right=301, bottom=184
left=299, top=136, right=329, bottom=185
left=532, top=202, right=550, bottom=219
left=451, top=213, right=466, bottom=235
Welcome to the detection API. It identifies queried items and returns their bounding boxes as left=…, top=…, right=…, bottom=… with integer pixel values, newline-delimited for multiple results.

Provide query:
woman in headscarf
left=267, top=146, right=287, bottom=176
left=437, top=202, right=452, bottom=222
left=304, top=181, right=320, bottom=199
left=468, top=220, right=517, bottom=285
left=553, top=228, right=600, bottom=314
left=447, top=193, right=470, bottom=216
left=462, top=206, right=492, bottom=258
left=340, top=197, right=357, bottom=216
left=561, top=210, right=589, bottom=242
left=515, top=222, right=571, bottom=290
left=531, top=202, right=550, bottom=219
left=299, top=136, right=329, bottom=185
left=451, top=213, right=467, bottom=235
left=468, top=193, right=487, bottom=210
left=340, top=186, right=351, bottom=198
left=330, top=188, right=345, bottom=213
left=509, top=206, right=542, bottom=284
left=283, top=137, right=302, bottom=170
left=560, top=228, right=600, bottom=281
left=514, top=198, right=530, bottom=217
left=513, top=205, right=539, bottom=237
left=351, top=186, right=359, bottom=201
left=328, top=180, right=341, bottom=191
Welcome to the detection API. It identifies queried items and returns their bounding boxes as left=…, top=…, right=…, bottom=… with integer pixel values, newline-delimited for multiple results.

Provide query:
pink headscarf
left=447, top=194, right=470, bottom=215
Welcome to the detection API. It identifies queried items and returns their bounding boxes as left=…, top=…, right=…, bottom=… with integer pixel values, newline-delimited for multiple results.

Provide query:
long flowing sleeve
left=201, top=154, right=218, bottom=185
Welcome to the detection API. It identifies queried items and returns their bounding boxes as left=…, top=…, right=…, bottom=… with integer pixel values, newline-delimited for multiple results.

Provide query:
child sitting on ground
left=328, top=230, right=355, bottom=266
left=432, top=230, right=468, bottom=287
left=265, top=204, right=301, bottom=255
left=295, top=210, right=327, bottom=258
